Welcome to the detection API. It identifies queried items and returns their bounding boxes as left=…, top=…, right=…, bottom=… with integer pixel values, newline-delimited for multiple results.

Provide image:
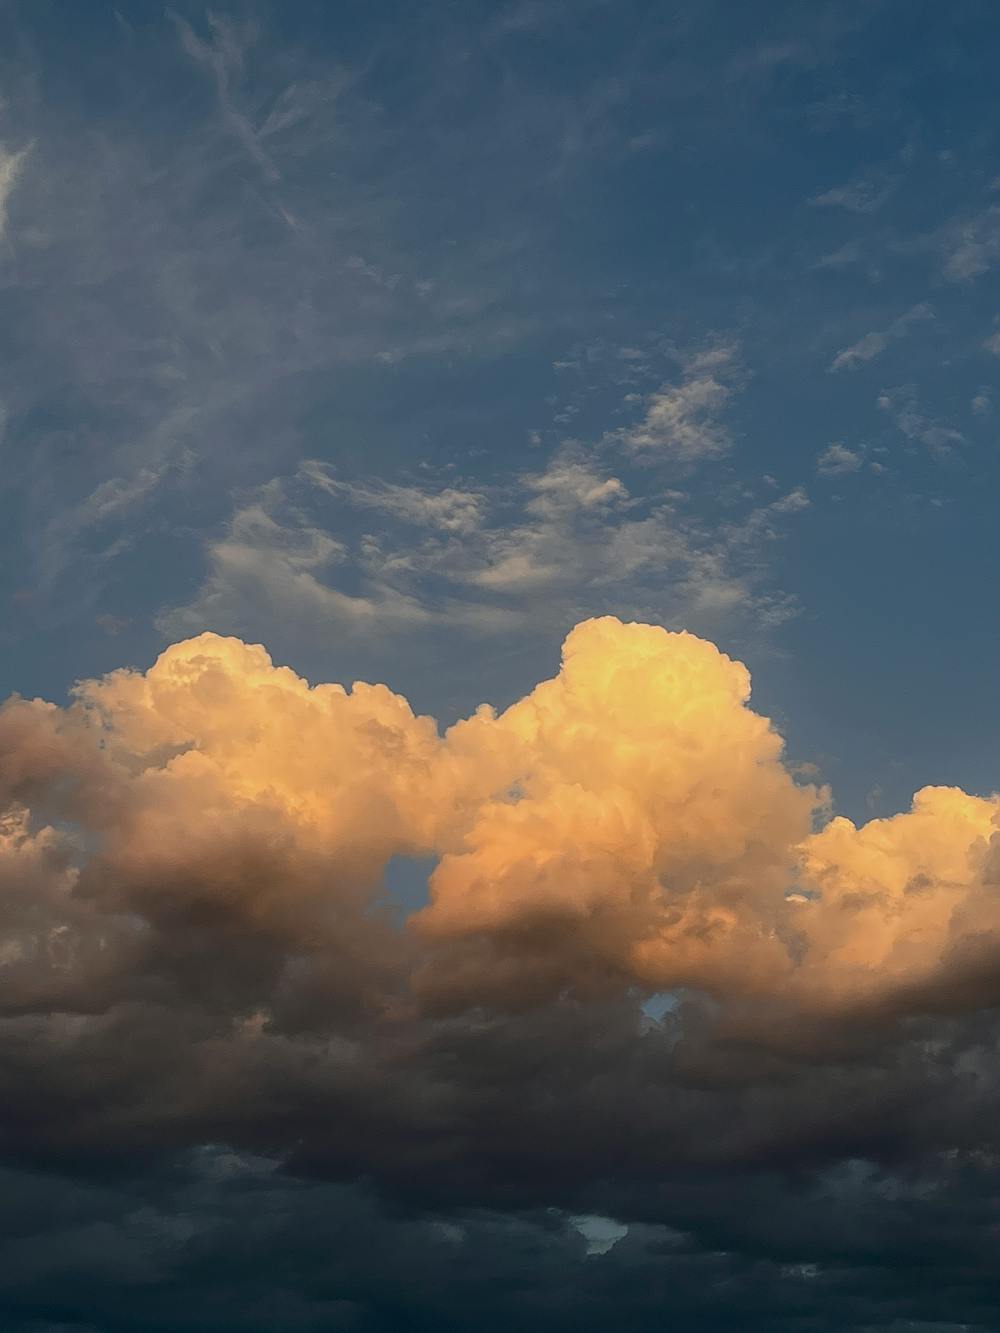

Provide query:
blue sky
left=3, top=1, right=1000, bottom=826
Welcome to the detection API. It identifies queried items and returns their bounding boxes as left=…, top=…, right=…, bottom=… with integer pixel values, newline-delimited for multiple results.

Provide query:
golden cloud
left=1, top=617, right=998, bottom=1023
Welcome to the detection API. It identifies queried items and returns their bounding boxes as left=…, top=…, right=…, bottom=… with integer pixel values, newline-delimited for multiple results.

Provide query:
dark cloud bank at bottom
left=5, top=995, right=1000, bottom=1332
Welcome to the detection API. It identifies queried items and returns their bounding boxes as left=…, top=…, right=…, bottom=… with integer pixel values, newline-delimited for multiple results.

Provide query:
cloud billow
left=2, top=619, right=1000, bottom=1328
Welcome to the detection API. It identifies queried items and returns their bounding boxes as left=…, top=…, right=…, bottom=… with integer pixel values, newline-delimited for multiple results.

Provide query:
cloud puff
left=796, top=786, right=1000, bottom=1013
left=413, top=617, right=818, bottom=1008
left=613, top=344, right=740, bottom=460
left=816, top=443, right=863, bottom=475
left=3, top=616, right=999, bottom=1036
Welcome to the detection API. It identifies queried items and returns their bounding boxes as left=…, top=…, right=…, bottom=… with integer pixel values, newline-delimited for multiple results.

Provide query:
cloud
left=7, top=1146, right=1000, bottom=1333
left=942, top=207, right=1000, bottom=282
left=300, top=461, right=486, bottom=535
left=0, top=12, right=568, bottom=632
left=168, top=10, right=281, bottom=183
left=411, top=617, right=821, bottom=1009
left=4, top=620, right=1000, bottom=1329
left=0, top=140, right=29, bottom=239
left=878, top=386, right=964, bottom=459
left=816, top=443, right=863, bottom=475
left=828, top=303, right=933, bottom=372
left=164, top=449, right=799, bottom=647
left=612, top=343, right=741, bottom=460
left=465, top=455, right=634, bottom=591
left=3, top=6, right=1000, bottom=1324
left=158, top=492, right=430, bottom=641
left=4, top=617, right=1000, bottom=1036
left=810, top=170, right=896, bottom=214
left=795, top=786, right=1000, bottom=1012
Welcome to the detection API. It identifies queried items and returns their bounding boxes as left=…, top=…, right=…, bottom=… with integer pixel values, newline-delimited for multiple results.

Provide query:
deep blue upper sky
left=2, top=0, right=1000, bottom=823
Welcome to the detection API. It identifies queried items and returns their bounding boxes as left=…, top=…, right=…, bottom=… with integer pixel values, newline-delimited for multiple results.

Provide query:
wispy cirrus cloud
left=941, top=205, right=1000, bottom=282
left=300, top=462, right=486, bottom=536
left=877, top=385, right=964, bottom=459
left=168, top=9, right=282, bottom=183
left=0, top=140, right=29, bottom=239
left=810, top=168, right=897, bottom=214
left=828, top=302, right=933, bottom=372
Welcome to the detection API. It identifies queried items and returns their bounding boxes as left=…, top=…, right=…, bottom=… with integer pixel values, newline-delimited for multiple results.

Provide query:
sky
left=2, top=1, right=1000, bottom=1329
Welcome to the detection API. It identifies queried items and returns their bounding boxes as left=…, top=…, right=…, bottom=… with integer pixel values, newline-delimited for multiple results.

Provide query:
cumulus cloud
left=795, top=786, right=1000, bottom=1012
left=3, top=617, right=999, bottom=1035
left=412, top=617, right=820, bottom=1009
left=4, top=620, right=1000, bottom=1329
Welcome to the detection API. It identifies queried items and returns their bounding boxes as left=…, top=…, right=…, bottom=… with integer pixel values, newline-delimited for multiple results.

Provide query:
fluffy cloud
left=4, top=617, right=1000, bottom=1331
left=816, top=442, right=863, bottom=475
left=796, top=786, right=1000, bottom=1013
left=413, top=617, right=818, bottom=1009
left=3, top=617, right=999, bottom=1032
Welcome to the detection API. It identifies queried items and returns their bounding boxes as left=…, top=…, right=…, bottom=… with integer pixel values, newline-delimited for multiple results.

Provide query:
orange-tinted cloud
left=414, top=617, right=821, bottom=1008
left=3, top=616, right=998, bottom=1028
